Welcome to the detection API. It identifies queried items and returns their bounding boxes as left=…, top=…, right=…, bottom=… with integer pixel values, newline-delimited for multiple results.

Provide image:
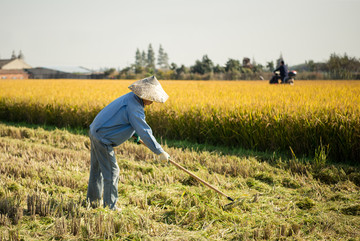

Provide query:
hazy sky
left=1, top=0, right=359, bottom=70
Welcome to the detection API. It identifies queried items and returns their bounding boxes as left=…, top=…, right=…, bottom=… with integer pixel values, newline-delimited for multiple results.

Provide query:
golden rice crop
left=0, top=79, right=359, bottom=162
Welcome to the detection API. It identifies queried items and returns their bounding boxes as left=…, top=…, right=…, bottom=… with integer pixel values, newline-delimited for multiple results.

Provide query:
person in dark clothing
left=274, top=61, right=288, bottom=84
left=269, top=71, right=281, bottom=84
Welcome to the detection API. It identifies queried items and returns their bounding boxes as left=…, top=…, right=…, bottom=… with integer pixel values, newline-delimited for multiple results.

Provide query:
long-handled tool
left=136, top=138, right=241, bottom=210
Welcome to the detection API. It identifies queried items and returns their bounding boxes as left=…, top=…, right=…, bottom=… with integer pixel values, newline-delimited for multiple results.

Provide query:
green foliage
left=135, top=48, right=142, bottom=68
left=313, top=141, right=330, bottom=169
left=190, top=55, right=214, bottom=75
left=157, top=44, right=169, bottom=69
left=266, top=61, right=275, bottom=72
left=103, top=68, right=116, bottom=78
left=147, top=44, right=155, bottom=69
left=225, top=58, right=241, bottom=73
left=213, top=64, right=225, bottom=74
left=326, top=53, right=360, bottom=79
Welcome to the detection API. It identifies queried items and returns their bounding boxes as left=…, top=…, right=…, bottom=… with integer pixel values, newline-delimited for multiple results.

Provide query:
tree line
left=103, top=44, right=360, bottom=80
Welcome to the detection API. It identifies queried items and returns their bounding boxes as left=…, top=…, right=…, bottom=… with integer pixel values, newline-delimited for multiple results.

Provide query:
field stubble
left=0, top=123, right=359, bottom=240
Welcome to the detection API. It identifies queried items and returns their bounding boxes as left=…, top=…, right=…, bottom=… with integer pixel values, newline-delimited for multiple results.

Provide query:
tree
left=11, top=50, right=16, bottom=59
left=147, top=44, right=155, bottom=70
left=119, top=66, right=135, bottom=79
left=175, top=64, right=187, bottom=79
left=225, top=59, right=241, bottom=72
left=157, top=45, right=164, bottom=68
left=190, top=55, right=214, bottom=74
left=252, top=63, right=264, bottom=73
left=306, top=60, right=316, bottom=72
left=201, top=55, right=214, bottom=73
left=266, top=61, right=275, bottom=72
left=134, top=49, right=143, bottom=73
left=163, top=53, right=169, bottom=69
left=170, top=62, right=178, bottom=71
left=177, top=65, right=187, bottom=75
left=326, top=53, right=360, bottom=79
left=157, top=44, right=169, bottom=69
left=135, top=49, right=141, bottom=66
left=104, top=68, right=116, bottom=78
left=213, top=64, right=225, bottom=74
left=18, top=50, right=24, bottom=60
left=157, top=45, right=170, bottom=69
left=141, top=51, right=147, bottom=67
left=224, top=59, right=242, bottom=80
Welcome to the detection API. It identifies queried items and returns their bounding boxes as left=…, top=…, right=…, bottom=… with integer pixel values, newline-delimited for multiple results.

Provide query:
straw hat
left=128, top=76, right=169, bottom=103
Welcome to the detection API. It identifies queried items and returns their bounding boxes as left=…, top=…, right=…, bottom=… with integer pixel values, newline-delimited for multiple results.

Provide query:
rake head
left=222, top=197, right=245, bottom=211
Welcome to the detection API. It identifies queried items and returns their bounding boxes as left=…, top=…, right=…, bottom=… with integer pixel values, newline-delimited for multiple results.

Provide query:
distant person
left=86, top=76, right=170, bottom=210
left=274, top=61, right=288, bottom=84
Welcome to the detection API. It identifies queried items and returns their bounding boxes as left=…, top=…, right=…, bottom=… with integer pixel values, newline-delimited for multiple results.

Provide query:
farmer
left=86, top=76, right=170, bottom=210
left=274, top=60, right=288, bottom=84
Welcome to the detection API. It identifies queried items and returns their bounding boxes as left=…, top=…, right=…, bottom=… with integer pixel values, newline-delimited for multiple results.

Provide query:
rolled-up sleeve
left=127, top=104, right=164, bottom=155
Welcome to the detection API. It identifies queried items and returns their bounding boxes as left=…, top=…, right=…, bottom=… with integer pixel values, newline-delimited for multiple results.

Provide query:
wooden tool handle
left=168, top=158, right=232, bottom=200
left=138, top=139, right=232, bottom=200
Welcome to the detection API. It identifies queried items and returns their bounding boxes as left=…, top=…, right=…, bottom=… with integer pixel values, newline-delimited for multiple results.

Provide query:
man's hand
left=132, top=133, right=141, bottom=145
left=159, top=152, right=170, bottom=164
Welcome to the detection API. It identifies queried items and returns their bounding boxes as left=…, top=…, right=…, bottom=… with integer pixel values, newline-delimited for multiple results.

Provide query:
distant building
left=0, top=58, right=32, bottom=70
left=1, top=51, right=104, bottom=79
left=0, top=69, right=29, bottom=79
left=242, top=57, right=253, bottom=68
left=0, top=53, right=32, bottom=79
left=26, top=67, right=104, bottom=79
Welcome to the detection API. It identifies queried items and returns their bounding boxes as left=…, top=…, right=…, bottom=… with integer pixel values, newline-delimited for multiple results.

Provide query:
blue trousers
left=86, top=133, right=119, bottom=209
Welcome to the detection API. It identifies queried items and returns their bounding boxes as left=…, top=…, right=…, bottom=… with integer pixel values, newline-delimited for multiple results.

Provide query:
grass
left=0, top=122, right=359, bottom=240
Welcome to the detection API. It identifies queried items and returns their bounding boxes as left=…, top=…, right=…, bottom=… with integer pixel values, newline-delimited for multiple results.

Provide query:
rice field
left=0, top=123, right=359, bottom=240
left=0, top=79, right=359, bottom=163
left=0, top=79, right=360, bottom=240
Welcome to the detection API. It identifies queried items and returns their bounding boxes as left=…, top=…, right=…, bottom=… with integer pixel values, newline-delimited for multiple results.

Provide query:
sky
left=1, top=0, right=359, bottom=70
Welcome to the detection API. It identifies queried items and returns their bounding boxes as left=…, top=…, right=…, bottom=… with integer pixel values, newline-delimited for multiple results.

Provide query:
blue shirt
left=90, top=92, right=164, bottom=155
